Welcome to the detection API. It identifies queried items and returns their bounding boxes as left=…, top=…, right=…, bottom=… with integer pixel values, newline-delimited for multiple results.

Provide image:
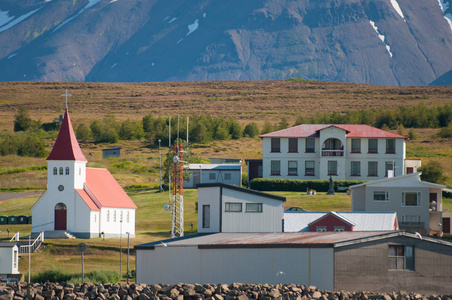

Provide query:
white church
left=31, top=108, right=137, bottom=238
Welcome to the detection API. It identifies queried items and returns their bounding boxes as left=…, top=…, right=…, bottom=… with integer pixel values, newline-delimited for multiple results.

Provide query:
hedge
left=249, top=178, right=368, bottom=192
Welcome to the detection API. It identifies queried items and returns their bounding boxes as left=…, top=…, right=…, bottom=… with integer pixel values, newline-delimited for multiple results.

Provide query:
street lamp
left=159, top=139, right=163, bottom=192
left=126, top=232, right=130, bottom=284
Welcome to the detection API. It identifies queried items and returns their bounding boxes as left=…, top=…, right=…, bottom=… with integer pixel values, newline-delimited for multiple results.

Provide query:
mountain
left=0, top=0, right=452, bottom=86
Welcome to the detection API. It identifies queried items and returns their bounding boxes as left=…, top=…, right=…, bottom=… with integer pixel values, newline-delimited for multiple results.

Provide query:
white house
left=350, top=172, right=452, bottom=235
left=0, top=242, right=19, bottom=278
left=135, top=231, right=452, bottom=295
left=184, top=164, right=242, bottom=188
left=31, top=109, right=137, bottom=238
left=197, top=183, right=285, bottom=233
left=283, top=211, right=399, bottom=232
left=258, top=124, right=421, bottom=181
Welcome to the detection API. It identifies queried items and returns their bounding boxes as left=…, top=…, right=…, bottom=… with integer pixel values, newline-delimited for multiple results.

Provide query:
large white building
left=31, top=109, right=137, bottom=238
left=257, top=124, right=420, bottom=181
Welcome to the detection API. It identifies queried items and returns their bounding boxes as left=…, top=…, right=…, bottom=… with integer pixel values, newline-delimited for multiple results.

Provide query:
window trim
left=288, top=160, right=298, bottom=176
left=350, top=161, right=361, bottom=176
left=316, top=226, right=327, bottom=232
left=389, top=245, right=414, bottom=271
left=209, top=173, right=216, bottom=180
left=305, top=160, right=315, bottom=176
left=402, top=192, right=421, bottom=207
left=373, top=191, right=389, bottom=202
left=305, top=138, right=315, bottom=153
left=327, top=160, right=338, bottom=176
left=288, top=138, right=298, bottom=153
left=271, top=138, right=281, bottom=153
left=271, top=160, right=281, bottom=176
left=53, top=167, right=58, bottom=175
left=225, top=202, right=242, bottom=212
left=368, top=139, right=378, bottom=154
left=246, top=203, right=263, bottom=213
left=368, top=161, right=378, bottom=177
left=351, top=139, right=361, bottom=153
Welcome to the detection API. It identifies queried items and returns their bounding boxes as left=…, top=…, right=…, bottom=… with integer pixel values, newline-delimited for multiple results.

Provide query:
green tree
left=419, top=160, right=446, bottom=184
left=229, top=120, right=242, bottom=139
left=243, top=122, right=260, bottom=137
left=14, top=107, right=33, bottom=132
left=261, top=121, right=274, bottom=134
left=277, top=117, right=289, bottom=130
left=76, top=124, right=91, bottom=142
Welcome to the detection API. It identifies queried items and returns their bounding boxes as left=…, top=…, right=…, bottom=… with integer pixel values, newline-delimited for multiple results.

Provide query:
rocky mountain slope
left=0, top=0, right=451, bottom=86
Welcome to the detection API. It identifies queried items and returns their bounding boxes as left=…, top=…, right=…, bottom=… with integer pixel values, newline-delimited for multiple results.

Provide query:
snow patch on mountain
left=53, top=0, right=101, bottom=32
left=0, top=10, right=14, bottom=28
left=390, top=0, right=405, bottom=20
left=370, top=20, right=393, bottom=57
left=0, top=8, right=40, bottom=33
left=186, top=19, right=199, bottom=36
left=438, top=0, right=452, bottom=33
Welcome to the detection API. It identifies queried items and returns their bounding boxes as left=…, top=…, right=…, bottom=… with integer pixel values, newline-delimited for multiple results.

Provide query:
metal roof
left=197, top=183, right=286, bottom=202
left=284, top=212, right=398, bottom=232
left=187, top=164, right=242, bottom=170
left=259, top=124, right=406, bottom=139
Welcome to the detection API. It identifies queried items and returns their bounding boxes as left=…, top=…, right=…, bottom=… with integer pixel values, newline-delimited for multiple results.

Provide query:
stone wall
left=0, top=282, right=448, bottom=300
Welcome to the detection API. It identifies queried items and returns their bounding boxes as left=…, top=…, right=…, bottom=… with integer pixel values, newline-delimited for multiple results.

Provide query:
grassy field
left=0, top=80, right=451, bottom=281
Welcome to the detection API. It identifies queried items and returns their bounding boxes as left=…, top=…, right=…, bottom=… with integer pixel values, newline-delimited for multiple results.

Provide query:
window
left=389, top=245, right=414, bottom=270
left=351, top=161, right=360, bottom=176
left=209, top=173, right=216, bottom=180
left=94, top=214, right=97, bottom=223
left=368, top=161, right=378, bottom=176
left=351, top=139, right=361, bottom=153
left=305, top=161, right=315, bottom=176
left=59, top=167, right=64, bottom=175
left=79, top=168, right=81, bottom=176
left=271, top=138, right=280, bottom=152
left=224, top=173, right=232, bottom=180
left=368, top=139, right=378, bottom=153
left=288, top=161, right=298, bottom=176
left=13, top=250, right=17, bottom=268
left=316, top=226, right=327, bottom=232
left=385, top=161, right=394, bottom=177
left=334, top=226, right=345, bottom=232
left=53, top=167, right=58, bottom=175
left=127, top=211, right=130, bottom=223
left=328, top=161, right=337, bottom=176
left=120, top=211, right=123, bottom=222
left=305, top=138, right=315, bottom=152
left=114, top=210, right=117, bottom=222
left=288, top=138, right=298, bottom=153
left=402, top=215, right=421, bottom=224
left=65, top=167, right=70, bottom=175
left=386, top=139, right=396, bottom=154
left=271, top=160, right=281, bottom=176
left=225, top=202, right=242, bottom=212
left=403, top=192, right=421, bottom=207
left=202, top=205, right=210, bottom=228
left=246, top=203, right=263, bottom=212
left=373, top=191, right=389, bottom=201
left=107, top=210, right=110, bottom=222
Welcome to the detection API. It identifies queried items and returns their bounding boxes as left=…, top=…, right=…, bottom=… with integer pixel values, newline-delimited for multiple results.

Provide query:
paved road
left=0, top=192, right=42, bottom=203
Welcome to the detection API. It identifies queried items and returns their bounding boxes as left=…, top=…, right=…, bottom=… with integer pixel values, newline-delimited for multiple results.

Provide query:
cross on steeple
left=61, top=89, right=72, bottom=109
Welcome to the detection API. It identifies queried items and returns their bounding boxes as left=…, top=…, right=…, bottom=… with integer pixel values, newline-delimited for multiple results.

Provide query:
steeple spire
left=47, top=109, right=87, bottom=161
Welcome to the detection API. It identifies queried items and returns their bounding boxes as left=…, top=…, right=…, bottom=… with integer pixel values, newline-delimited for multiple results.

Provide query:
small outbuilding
left=0, top=242, right=19, bottom=278
left=184, top=164, right=242, bottom=188
left=102, top=148, right=121, bottom=159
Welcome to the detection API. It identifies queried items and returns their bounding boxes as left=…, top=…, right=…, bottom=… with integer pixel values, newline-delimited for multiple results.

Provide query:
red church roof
left=260, top=124, right=406, bottom=139
left=47, top=109, right=87, bottom=161
left=84, top=168, right=137, bottom=209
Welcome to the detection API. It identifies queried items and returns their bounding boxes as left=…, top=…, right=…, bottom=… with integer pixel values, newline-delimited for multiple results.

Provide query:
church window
left=79, top=168, right=81, bottom=175
left=59, top=167, right=63, bottom=175
left=107, top=210, right=110, bottom=222
left=127, top=212, right=130, bottom=223
left=94, top=214, right=97, bottom=223
left=53, top=167, right=58, bottom=175
left=65, top=167, right=70, bottom=175
left=120, top=211, right=123, bottom=222
left=114, top=211, right=117, bottom=222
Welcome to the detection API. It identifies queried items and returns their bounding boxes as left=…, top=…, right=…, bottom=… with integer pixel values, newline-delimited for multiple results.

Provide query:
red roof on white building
left=260, top=124, right=406, bottom=139
left=47, top=109, right=87, bottom=161
left=84, top=168, right=137, bottom=209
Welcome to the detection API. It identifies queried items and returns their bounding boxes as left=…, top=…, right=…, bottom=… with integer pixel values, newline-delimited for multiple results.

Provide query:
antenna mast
left=170, top=115, right=185, bottom=238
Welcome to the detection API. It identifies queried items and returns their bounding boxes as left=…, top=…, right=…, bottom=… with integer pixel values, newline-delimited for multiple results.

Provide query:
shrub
left=31, top=269, right=120, bottom=284
left=249, top=178, right=367, bottom=192
left=419, top=160, right=446, bottom=184
left=243, top=122, right=260, bottom=138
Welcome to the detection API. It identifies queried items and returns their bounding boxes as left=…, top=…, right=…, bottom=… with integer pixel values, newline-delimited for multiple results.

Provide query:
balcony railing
left=399, top=221, right=425, bottom=229
left=322, top=150, right=344, bottom=157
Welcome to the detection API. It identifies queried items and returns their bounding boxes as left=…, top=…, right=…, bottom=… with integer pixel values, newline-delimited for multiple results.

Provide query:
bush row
left=249, top=178, right=367, bottom=192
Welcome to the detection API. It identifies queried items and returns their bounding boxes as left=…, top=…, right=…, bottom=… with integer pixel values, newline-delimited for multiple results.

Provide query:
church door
left=54, top=203, right=67, bottom=230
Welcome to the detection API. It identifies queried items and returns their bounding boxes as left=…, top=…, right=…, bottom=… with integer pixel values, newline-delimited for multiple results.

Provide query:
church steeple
left=47, top=108, right=87, bottom=162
